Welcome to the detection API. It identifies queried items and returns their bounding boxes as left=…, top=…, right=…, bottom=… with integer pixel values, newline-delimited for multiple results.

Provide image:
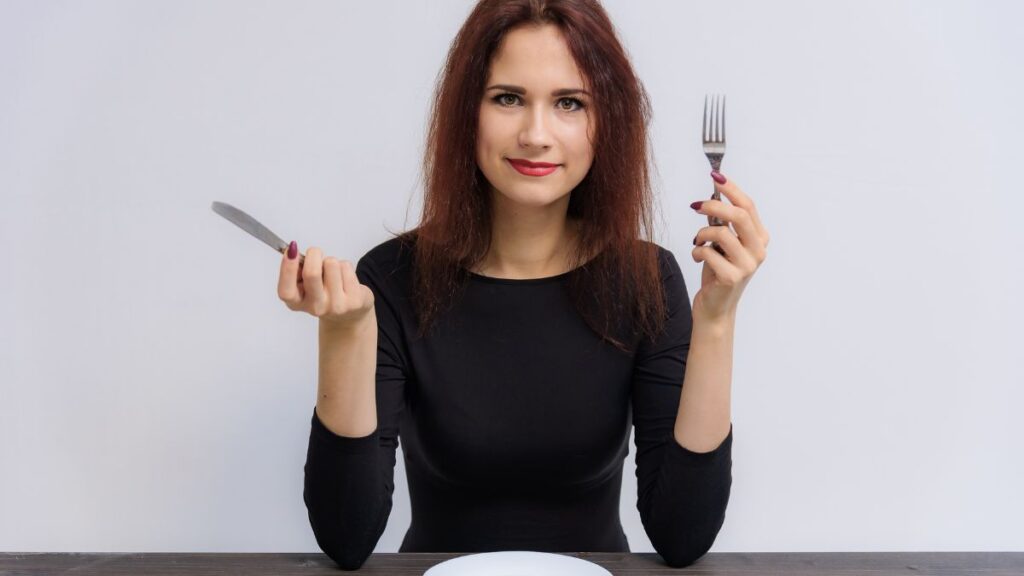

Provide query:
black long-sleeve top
left=303, top=236, right=733, bottom=570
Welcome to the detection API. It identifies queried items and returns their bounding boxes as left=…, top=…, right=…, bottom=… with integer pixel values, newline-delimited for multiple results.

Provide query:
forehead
left=487, top=24, right=586, bottom=88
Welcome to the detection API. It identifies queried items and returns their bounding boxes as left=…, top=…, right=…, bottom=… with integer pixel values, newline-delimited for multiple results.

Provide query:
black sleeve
left=631, top=247, right=733, bottom=568
left=302, top=252, right=408, bottom=571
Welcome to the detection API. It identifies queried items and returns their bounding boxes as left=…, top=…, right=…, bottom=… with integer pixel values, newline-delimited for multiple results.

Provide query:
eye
left=493, top=93, right=521, bottom=107
left=557, top=97, right=585, bottom=112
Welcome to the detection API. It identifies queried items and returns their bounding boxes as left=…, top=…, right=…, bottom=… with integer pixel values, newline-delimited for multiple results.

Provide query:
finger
left=302, top=247, right=326, bottom=308
left=709, top=171, right=770, bottom=246
left=323, top=257, right=344, bottom=311
left=694, top=197, right=765, bottom=254
left=343, top=260, right=375, bottom=307
left=695, top=225, right=757, bottom=270
left=277, top=240, right=302, bottom=307
left=339, top=259, right=362, bottom=300
left=692, top=243, right=741, bottom=284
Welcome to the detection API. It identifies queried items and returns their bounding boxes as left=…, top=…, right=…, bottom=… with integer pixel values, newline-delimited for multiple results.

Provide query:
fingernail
left=288, top=240, right=297, bottom=260
left=690, top=201, right=704, bottom=211
left=693, top=235, right=698, bottom=246
left=711, top=170, right=727, bottom=184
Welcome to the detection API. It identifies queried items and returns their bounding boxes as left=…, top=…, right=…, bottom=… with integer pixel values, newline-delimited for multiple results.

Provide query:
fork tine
left=713, top=94, right=719, bottom=143
left=721, top=94, right=726, bottom=144
left=702, top=94, right=709, bottom=143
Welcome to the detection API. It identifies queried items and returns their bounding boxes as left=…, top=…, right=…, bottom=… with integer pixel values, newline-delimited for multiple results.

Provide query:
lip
left=507, top=158, right=560, bottom=177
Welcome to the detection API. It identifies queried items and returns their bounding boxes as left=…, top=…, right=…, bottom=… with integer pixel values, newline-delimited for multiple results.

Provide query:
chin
left=497, top=186, right=571, bottom=207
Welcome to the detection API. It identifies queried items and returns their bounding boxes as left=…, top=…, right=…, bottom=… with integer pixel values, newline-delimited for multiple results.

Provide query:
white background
left=2, top=0, right=1021, bottom=553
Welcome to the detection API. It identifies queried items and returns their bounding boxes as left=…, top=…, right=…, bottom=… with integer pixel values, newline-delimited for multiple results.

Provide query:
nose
left=517, top=106, right=554, bottom=149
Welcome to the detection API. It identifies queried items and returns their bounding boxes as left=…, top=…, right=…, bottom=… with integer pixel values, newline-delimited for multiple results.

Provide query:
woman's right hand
left=277, top=241, right=376, bottom=329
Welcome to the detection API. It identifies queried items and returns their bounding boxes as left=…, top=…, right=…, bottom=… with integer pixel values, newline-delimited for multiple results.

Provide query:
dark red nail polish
left=690, top=201, right=704, bottom=210
left=693, top=235, right=698, bottom=245
left=711, top=170, right=727, bottom=184
left=288, top=240, right=297, bottom=259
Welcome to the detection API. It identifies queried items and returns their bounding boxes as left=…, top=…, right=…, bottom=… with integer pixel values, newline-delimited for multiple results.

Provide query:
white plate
left=423, top=551, right=612, bottom=576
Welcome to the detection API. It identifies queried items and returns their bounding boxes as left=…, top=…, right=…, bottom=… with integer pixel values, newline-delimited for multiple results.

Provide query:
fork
left=702, top=93, right=727, bottom=256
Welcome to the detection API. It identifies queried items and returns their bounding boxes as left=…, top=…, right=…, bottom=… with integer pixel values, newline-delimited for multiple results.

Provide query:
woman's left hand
left=689, top=171, right=770, bottom=325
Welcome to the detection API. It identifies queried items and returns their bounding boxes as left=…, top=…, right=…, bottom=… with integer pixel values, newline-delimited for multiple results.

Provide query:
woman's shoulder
left=633, top=238, right=679, bottom=273
left=359, top=231, right=418, bottom=272
left=349, top=234, right=417, bottom=305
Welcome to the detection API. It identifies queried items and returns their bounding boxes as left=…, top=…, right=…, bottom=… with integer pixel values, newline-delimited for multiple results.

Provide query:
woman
left=279, top=0, right=769, bottom=570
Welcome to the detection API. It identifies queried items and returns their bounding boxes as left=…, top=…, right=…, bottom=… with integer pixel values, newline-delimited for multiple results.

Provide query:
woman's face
left=476, top=24, right=595, bottom=212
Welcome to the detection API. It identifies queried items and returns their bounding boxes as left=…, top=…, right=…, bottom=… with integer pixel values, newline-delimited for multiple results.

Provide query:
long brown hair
left=390, top=0, right=668, bottom=353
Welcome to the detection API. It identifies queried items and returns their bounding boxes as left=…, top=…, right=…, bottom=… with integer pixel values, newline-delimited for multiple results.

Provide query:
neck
left=473, top=204, right=580, bottom=280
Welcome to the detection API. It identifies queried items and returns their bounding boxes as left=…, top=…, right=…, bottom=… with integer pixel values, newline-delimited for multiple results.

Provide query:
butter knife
left=211, top=201, right=305, bottom=265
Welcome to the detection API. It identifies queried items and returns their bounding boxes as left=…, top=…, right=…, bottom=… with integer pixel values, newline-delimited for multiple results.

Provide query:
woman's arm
left=673, top=315, right=734, bottom=453
left=303, top=252, right=408, bottom=571
left=677, top=170, right=769, bottom=452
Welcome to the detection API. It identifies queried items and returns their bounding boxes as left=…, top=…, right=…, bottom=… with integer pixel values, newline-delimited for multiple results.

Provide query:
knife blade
left=211, top=201, right=305, bottom=265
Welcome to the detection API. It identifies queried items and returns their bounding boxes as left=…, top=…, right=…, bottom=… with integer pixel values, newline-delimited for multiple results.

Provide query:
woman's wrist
left=692, top=309, right=736, bottom=334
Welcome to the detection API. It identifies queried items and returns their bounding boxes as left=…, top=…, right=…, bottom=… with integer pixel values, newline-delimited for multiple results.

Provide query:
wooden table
left=1, top=552, right=1021, bottom=575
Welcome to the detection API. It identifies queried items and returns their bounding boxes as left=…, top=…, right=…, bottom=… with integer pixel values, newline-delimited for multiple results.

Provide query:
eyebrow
left=486, top=84, right=590, bottom=97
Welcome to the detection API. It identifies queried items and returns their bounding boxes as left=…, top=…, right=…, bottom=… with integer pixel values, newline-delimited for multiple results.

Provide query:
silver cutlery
left=702, top=93, right=727, bottom=256
left=211, top=201, right=305, bottom=265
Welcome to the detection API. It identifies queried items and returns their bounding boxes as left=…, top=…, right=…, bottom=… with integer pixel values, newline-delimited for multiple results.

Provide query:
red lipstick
left=507, top=158, right=560, bottom=177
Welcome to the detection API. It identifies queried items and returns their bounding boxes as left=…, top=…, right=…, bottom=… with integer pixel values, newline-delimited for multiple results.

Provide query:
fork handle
left=708, top=188, right=727, bottom=257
